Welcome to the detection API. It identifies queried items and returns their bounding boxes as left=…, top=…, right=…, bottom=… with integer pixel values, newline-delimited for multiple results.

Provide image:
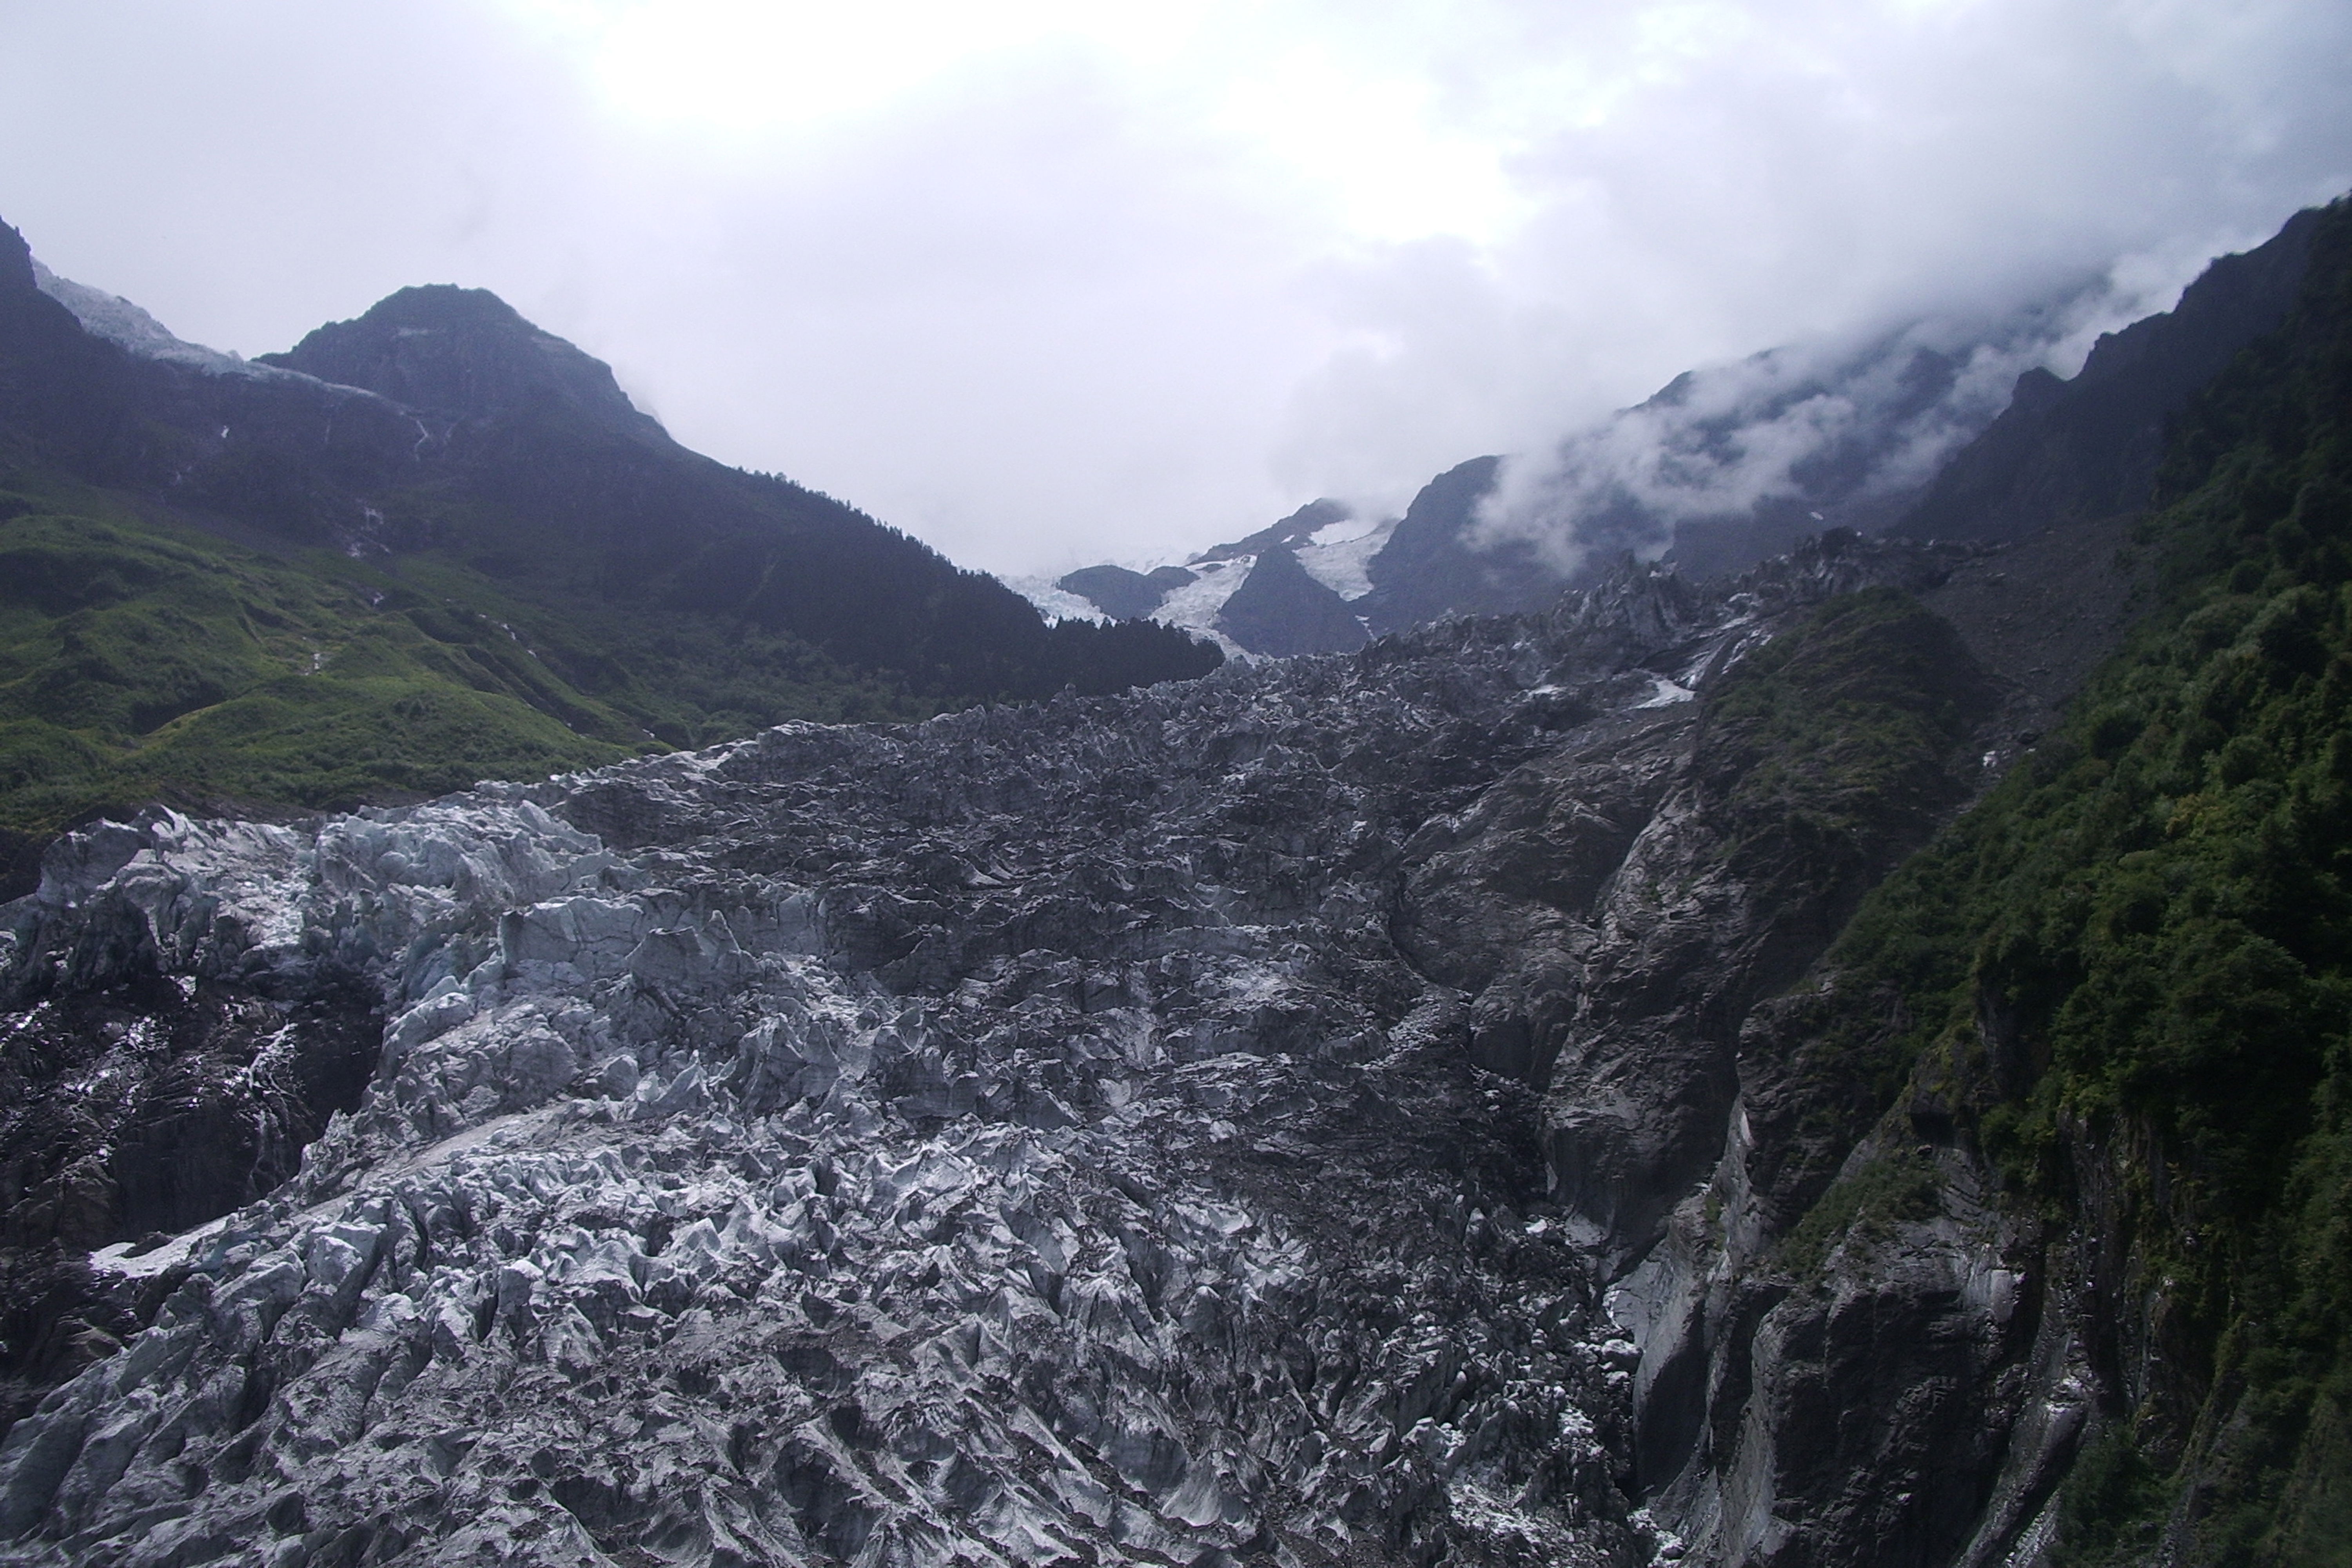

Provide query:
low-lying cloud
left=1473, top=257, right=2211, bottom=576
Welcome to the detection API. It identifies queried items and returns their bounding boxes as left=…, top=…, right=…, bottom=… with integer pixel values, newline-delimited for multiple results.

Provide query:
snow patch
left=32, top=260, right=255, bottom=374
left=1009, top=508, right=1394, bottom=660
left=1635, top=678, right=1695, bottom=708
left=1149, top=556, right=1255, bottom=658
left=31, top=257, right=394, bottom=405
left=89, top=1215, right=231, bottom=1278
left=1307, top=517, right=1369, bottom=549
left=1002, top=576, right=1107, bottom=624
left=1297, top=515, right=1396, bottom=603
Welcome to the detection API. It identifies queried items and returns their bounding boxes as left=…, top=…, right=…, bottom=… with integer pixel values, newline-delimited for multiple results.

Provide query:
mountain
left=1625, top=196, right=2352, bottom=1566
left=0, top=220, right=1219, bottom=895
left=257, top=285, right=670, bottom=444
left=1352, top=456, right=1540, bottom=632
left=1054, top=562, right=1197, bottom=621
left=0, top=198, right=2347, bottom=1568
left=1212, top=543, right=1370, bottom=656
left=1046, top=499, right=1386, bottom=658
left=1891, top=206, right=2323, bottom=543
left=1043, top=230, right=2321, bottom=657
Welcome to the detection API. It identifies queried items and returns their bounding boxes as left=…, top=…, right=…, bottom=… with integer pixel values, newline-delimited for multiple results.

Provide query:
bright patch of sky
left=0, top=0, right=2345, bottom=575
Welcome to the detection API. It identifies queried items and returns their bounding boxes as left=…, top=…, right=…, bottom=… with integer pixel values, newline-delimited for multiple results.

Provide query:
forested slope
left=1765, top=195, right=2352, bottom=1566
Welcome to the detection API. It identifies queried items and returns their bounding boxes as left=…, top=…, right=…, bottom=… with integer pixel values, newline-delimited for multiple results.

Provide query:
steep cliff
left=1893, top=209, right=2322, bottom=545
left=1613, top=196, right=2352, bottom=1568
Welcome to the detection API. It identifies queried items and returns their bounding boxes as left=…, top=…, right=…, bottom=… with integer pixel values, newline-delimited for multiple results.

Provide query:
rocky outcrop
left=1054, top=564, right=1194, bottom=622
left=1214, top=546, right=1368, bottom=657
left=1357, top=458, right=1563, bottom=635
left=1603, top=1004, right=2079, bottom=1568
left=1403, top=540, right=2000, bottom=1267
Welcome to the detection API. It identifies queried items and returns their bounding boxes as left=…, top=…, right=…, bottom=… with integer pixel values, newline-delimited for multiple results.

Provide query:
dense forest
left=1774, top=198, right=2352, bottom=1564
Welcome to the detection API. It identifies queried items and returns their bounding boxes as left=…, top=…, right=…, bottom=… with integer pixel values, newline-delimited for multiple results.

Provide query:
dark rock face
left=0, top=969, right=377, bottom=1247
left=1359, top=457, right=1565, bottom=634
left=1196, top=498, right=1356, bottom=564
left=1560, top=541, right=2162, bottom=1568
left=1055, top=563, right=1173, bottom=620
left=0, top=534, right=2037, bottom=1567
left=0, top=814, right=388, bottom=1437
left=259, top=286, right=669, bottom=445
left=1893, top=208, right=2321, bottom=543
left=1213, top=545, right=1368, bottom=656
left=0, top=223, right=142, bottom=468
left=1406, top=546, right=2000, bottom=1263
left=1602, top=999, right=2107, bottom=1568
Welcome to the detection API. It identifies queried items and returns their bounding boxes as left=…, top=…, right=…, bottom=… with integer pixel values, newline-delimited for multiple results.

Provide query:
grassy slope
left=0, top=236, right=1224, bottom=894
left=1770, top=198, right=2352, bottom=1564
left=0, top=455, right=1217, bottom=897
left=0, top=466, right=930, bottom=888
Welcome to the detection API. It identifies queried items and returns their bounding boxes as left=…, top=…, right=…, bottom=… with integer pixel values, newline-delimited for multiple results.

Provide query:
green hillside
left=0, top=230, right=1221, bottom=895
left=1778, top=197, right=2352, bottom=1564
left=0, top=470, right=929, bottom=884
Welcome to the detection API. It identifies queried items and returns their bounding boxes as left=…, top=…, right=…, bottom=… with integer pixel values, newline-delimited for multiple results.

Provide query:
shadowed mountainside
left=1892, top=206, right=2323, bottom=545
left=1049, top=210, right=2325, bottom=661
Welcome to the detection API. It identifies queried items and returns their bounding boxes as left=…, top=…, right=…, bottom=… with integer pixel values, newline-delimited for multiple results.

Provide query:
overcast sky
left=2, top=1, right=2347, bottom=577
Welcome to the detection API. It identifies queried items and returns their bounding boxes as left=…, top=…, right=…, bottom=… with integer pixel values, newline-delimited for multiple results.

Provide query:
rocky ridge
left=0, top=532, right=2058, bottom=1568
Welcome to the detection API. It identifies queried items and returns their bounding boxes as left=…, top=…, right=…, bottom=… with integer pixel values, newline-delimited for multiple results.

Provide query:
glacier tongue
left=0, top=540, right=1971, bottom=1567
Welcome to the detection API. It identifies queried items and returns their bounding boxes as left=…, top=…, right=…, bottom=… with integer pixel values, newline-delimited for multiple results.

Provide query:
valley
left=0, top=198, right=2345, bottom=1567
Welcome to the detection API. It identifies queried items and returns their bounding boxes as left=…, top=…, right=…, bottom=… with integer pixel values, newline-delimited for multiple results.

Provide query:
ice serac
left=0, top=527, right=2048, bottom=1567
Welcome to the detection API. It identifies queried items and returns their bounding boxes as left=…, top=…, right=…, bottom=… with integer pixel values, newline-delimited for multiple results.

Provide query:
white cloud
left=0, top=0, right=2344, bottom=574
left=1473, top=231, right=2252, bottom=577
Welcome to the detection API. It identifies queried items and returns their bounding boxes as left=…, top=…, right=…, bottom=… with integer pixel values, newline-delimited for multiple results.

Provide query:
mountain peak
left=0, top=220, right=36, bottom=299
left=259, top=285, right=668, bottom=442
left=350, top=283, right=533, bottom=333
